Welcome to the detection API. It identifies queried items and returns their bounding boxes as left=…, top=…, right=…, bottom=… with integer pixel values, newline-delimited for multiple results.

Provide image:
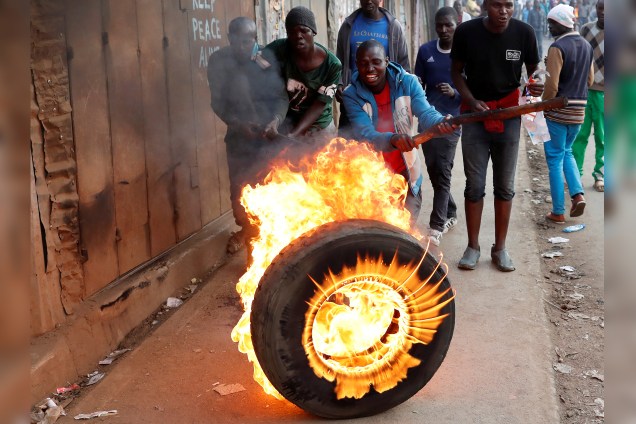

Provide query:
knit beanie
left=547, top=4, right=575, bottom=29
left=285, top=6, right=318, bottom=34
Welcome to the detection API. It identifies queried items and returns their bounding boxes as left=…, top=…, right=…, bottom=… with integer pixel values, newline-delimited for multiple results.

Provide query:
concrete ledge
left=30, top=212, right=236, bottom=403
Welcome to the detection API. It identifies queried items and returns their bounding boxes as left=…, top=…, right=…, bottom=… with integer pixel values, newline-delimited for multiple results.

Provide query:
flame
left=230, top=138, right=452, bottom=400
left=303, top=251, right=453, bottom=399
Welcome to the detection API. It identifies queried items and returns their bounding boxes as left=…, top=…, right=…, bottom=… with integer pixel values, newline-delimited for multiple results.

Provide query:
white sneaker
left=442, top=217, right=458, bottom=234
left=427, top=229, right=443, bottom=246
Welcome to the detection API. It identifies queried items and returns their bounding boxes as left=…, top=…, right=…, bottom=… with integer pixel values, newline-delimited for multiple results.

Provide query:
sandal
left=593, top=180, right=604, bottom=192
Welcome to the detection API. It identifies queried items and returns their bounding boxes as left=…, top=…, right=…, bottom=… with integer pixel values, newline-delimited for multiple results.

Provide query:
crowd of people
left=207, top=0, right=604, bottom=273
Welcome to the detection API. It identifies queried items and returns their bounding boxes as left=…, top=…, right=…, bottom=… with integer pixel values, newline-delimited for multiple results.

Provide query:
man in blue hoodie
left=335, top=0, right=410, bottom=136
left=343, top=40, right=455, bottom=227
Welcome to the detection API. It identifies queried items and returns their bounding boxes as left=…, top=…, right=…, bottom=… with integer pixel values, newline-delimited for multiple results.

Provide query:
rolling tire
left=250, top=219, right=455, bottom=419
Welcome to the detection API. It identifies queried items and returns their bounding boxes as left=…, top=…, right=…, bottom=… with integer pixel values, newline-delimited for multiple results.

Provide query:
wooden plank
left=135, top=0, right=178, bottom=256
left=163, top=0, right=202, bottom=239
left=102, top=0, right=151, bottom=273
left=188, top=0, right=227, bottom=224
left=30, top=150, right=65, bottom=335
left=65, top=0, right=120, bottom=296
left=311, top=0, right=329, bottom=48
left=240, top=0, right=254, bottom=18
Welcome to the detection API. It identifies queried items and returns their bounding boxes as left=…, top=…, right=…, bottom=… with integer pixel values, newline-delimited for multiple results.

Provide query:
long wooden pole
left=414, top=97, right=568, bottom=146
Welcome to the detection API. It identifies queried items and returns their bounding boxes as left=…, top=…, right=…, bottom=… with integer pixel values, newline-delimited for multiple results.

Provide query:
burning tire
left=250, top=219, right=455, bottom=419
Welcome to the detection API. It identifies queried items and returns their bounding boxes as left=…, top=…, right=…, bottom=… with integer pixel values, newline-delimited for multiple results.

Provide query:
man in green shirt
left=265, top=6, right=342, bottom=141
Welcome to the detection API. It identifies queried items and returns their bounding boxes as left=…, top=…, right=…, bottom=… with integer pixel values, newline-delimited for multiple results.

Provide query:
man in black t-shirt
left=450, top=0, right=542, bottom=272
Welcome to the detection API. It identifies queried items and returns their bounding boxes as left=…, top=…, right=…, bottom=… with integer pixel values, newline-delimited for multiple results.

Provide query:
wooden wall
left=30, top=0, right=431, bottom=335
left=30, top=0, right=253, bottom=334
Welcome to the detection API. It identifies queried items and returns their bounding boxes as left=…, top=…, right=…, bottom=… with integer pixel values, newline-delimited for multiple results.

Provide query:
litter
left=567, top=312, right=590, bottom=320
left=560, top=266, right=576, bottom=273
left=553, top=363, right=572, bottom=374
left=34, top=398, right=66, bottom=424
left=585, top=370, right=605, bottom=382
left=562, top=224, right=585, bottom=233
left=85, top=372, right=105, bottom=386
left=99, top=348, right=131, bottom=365
left=548, top=237, right=569, bottom=244
left=56, top=383, right=80, bottom=394
left=594, top=398, right=604, bottom=417
left=74, top=410, right=118, bottom=420
left=567, top=292, right=584, bottom=300
left=542, top=251, right=563, bottom=258
left=166, top=297, right=183, bottom=308
left=213, top=383, right=246, bottom=396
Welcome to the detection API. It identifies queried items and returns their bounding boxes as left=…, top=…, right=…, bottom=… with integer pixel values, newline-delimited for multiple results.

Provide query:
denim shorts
left=461, top=117, right=521, bottom=201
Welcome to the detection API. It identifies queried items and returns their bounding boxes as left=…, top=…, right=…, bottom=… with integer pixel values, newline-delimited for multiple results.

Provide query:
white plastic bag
left=520, top=96, right=551, bottom=144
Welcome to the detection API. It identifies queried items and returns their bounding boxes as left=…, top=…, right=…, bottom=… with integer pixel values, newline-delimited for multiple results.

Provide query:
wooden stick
left=414, top=97, right=569, bottom=146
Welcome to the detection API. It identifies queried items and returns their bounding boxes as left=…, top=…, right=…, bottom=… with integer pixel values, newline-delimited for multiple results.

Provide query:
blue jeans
left=544, top=120, right=585, bottom=215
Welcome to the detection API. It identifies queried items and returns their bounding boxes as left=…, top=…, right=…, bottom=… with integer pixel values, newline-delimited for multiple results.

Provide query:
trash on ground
left=524, top=188, right=533, bottom=193
left=151, top=320, right=159, bottom=325
left=542, top=251, right=564, bottom=258
left=74, top=410, right=118, bottom=420
left=553, top=363, right=573, bottom=374
left=85, top=372, right=105, bottom=386
left=567, top=312, right=591, bottom=320
left=531, top=199, right=542, bottom=204
left=33, top=398, right=66, bottom=424
left=594, top=398, right=604, bottom=418
left=190, top=277, right=202, bottom=284
left=99, top=348, right=131, bottom=365
left=585, top=370, right=605, bottom=382
left=187, top=284, right=198, bottom=293
left=56, top=383, right=80, bottom=394
left=567, top=292, right=584, bottom=300
left=213, top=383, right=246, bottom=396
left=548, top=237, right=569, bottom=244
left=166, top=297, right=183, bottom=308
left=552, top=266, right=582, bottom=279
left=562, top=223, right=585, bottom=233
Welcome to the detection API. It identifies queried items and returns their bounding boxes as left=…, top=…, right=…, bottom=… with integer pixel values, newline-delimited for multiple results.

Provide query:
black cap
left=285, top=6, right=317, bottom=34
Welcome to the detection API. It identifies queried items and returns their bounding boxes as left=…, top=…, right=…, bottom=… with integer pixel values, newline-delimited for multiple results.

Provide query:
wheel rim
left=302, top=251, right=454, bottom=400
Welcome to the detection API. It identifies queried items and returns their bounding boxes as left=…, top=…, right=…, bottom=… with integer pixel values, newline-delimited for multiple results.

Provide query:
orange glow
left=230, top=138, right=452, bottom=400
left=304, top=252, right=453, bottom=399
